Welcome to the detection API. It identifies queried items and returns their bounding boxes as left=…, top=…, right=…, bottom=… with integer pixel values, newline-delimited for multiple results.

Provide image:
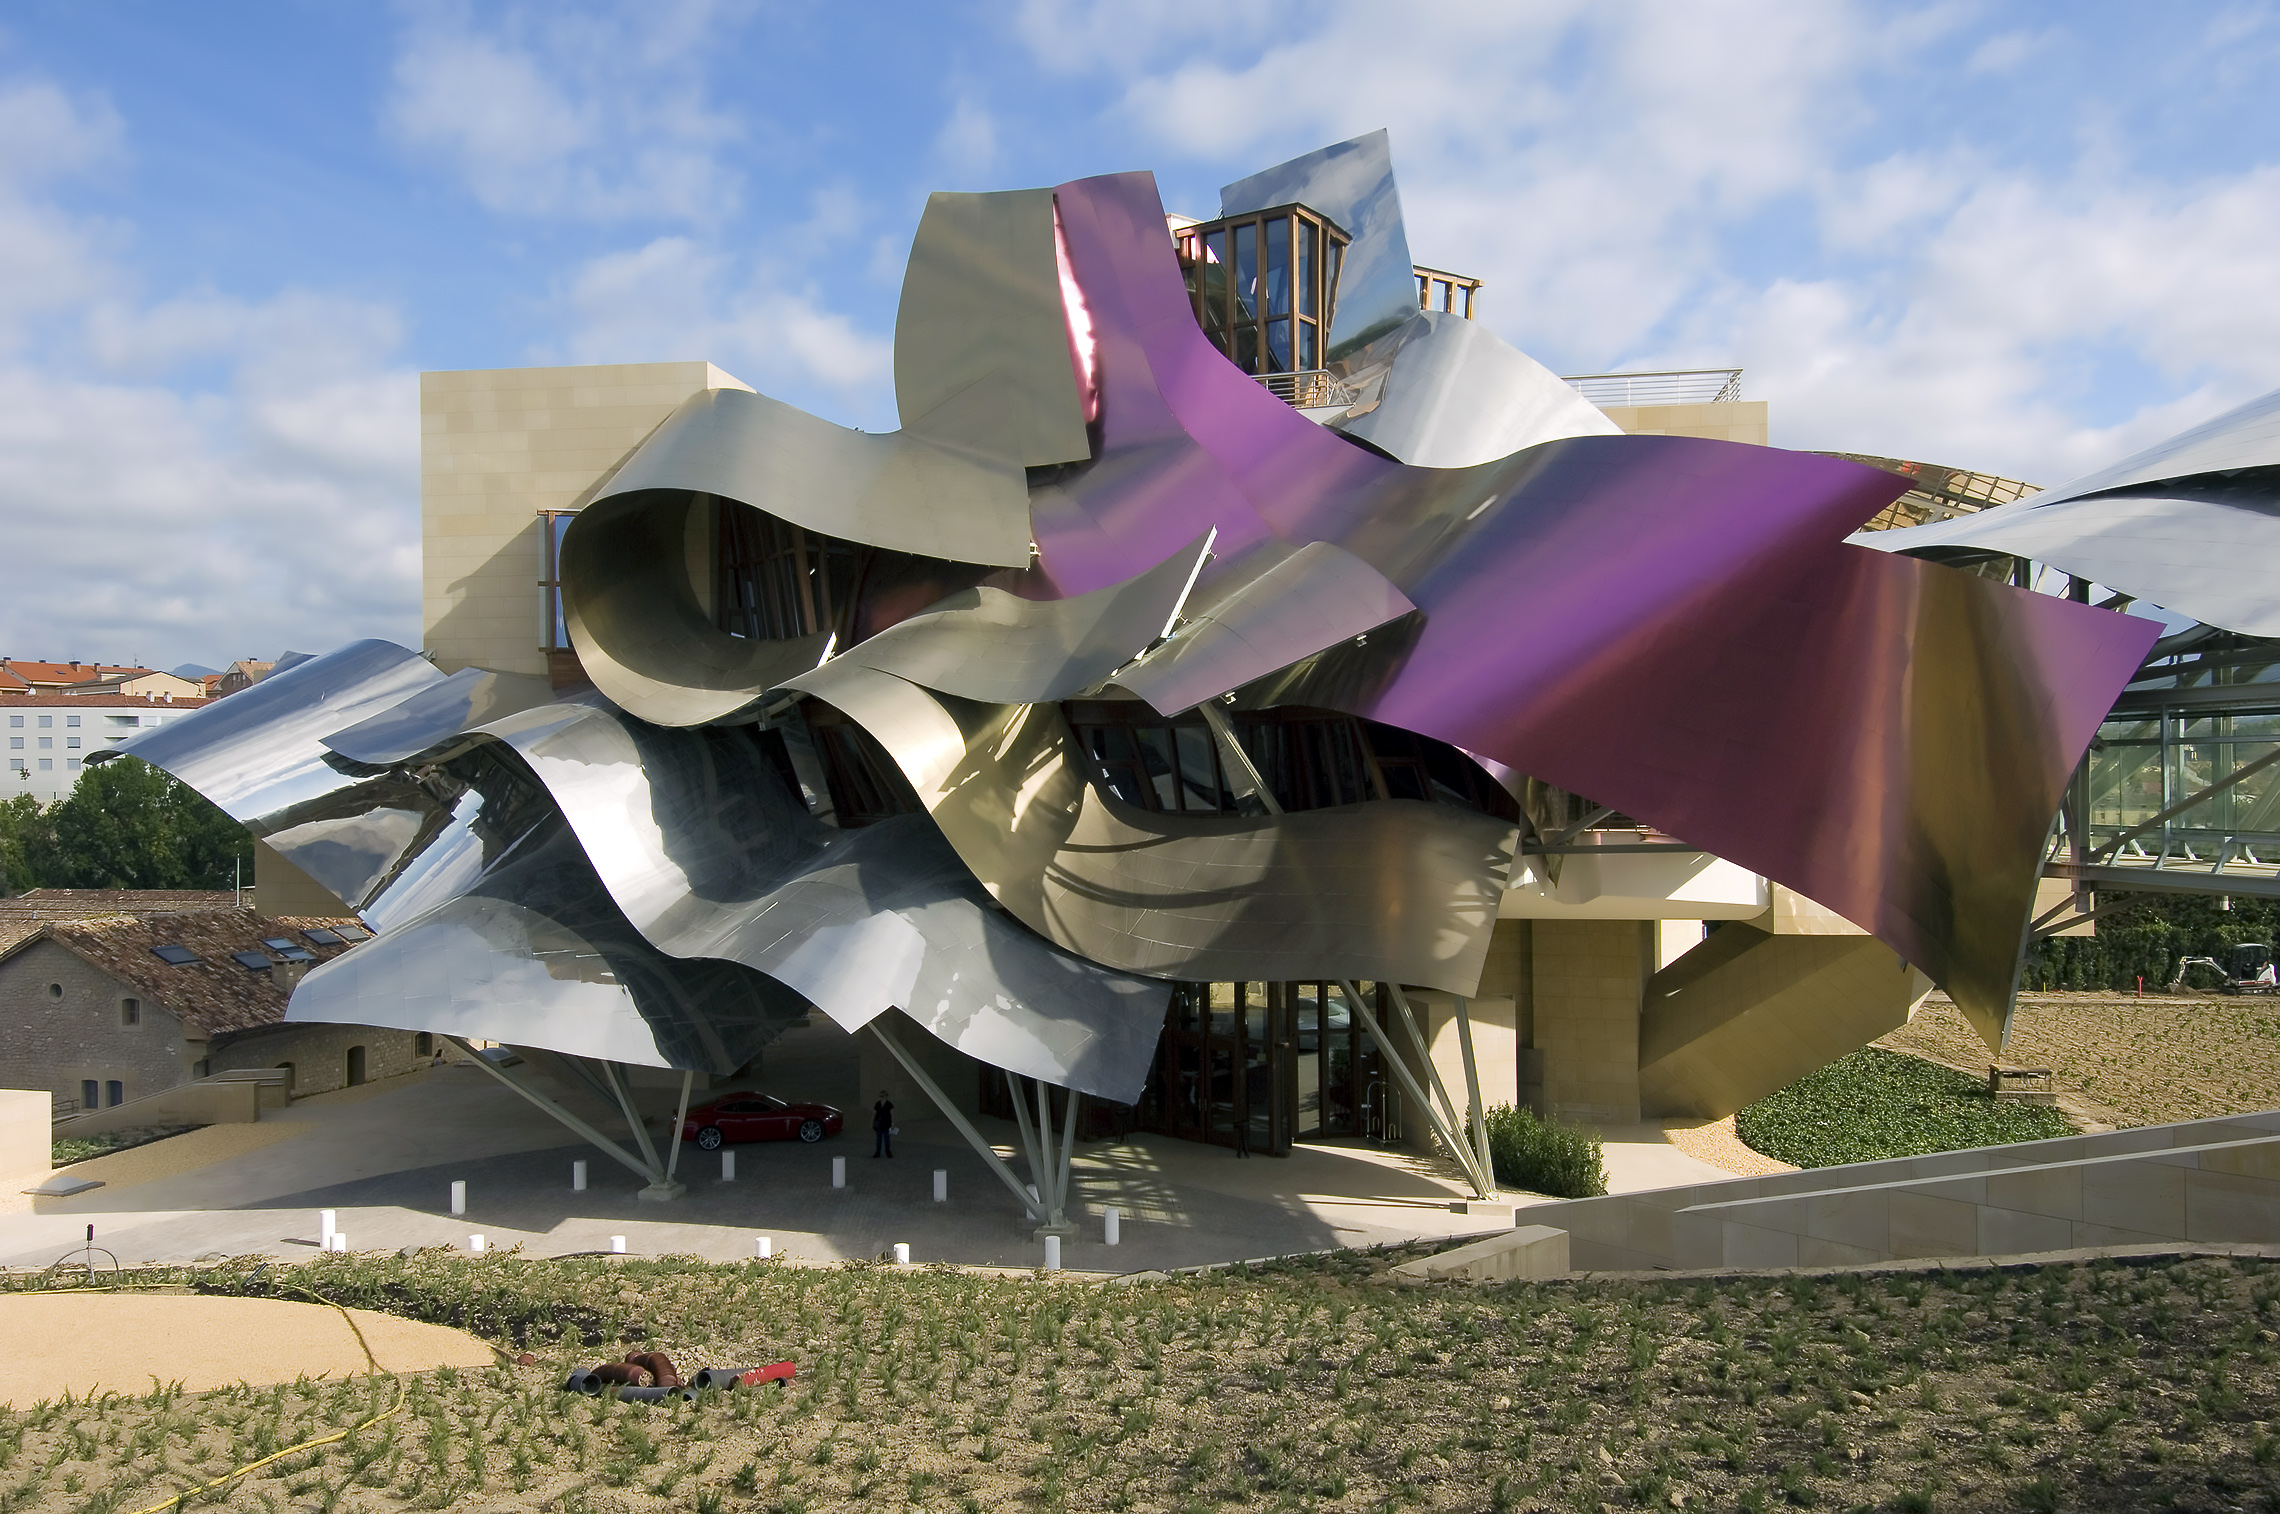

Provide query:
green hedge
left=1483, top=1103, right=1606, bottom=1197
left=1735, top=1048, right=2069, bottom=1168
left=2023, top=891, right=2280, bottom=992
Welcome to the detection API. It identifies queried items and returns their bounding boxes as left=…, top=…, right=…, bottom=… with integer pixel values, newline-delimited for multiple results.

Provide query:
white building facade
left=3, top=694, right=210, bottom=805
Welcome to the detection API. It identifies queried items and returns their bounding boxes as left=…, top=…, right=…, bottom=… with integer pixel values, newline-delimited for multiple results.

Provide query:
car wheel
left=695, top=1126, right=724, bottom=1150
left=798, top=1119, right=825, bottom=1143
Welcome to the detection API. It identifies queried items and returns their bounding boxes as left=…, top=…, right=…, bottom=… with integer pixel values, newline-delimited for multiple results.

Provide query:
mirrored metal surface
left=321, top=666, right=556, bottom=765
left=1045, top=169, right=2161, bottom=1043
left=895, top=188, right=1092, bottom=467
left=587, top=385, right=1033, bottom=568
left=796, top=662, right=1520, bottom=995
left=115, top=639, right=443, bottom=829
left=818, top=532, right=1211, bottom=704
left=1220, top=129, right=1416, bottom=366
left=1865, top=486, right=2280, bottom=638
left=560, top=488, right=833, bottom=727
left=2007, top=385, right=2280, bottom=509
left=1111, top=540, right=1416, bottom=715
left=463, top=699, right=1171, bottom=1101
left=1329, top=311, right=1622, bottom=468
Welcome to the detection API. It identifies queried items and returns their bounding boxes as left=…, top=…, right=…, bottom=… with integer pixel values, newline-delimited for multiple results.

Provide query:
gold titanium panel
left=792, top=661, right=1520, bottom=995
left=894, top=188, right=1092, bottom=468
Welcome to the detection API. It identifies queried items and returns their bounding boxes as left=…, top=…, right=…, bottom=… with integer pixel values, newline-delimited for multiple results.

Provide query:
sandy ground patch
left=1661, top=1113, right=1796, bottom=1176
left=1879, top=991, right=2280, bottom=1127
left=43, top=1120, right=306, bottom=1196
left=0, top=1292, right=496, bottom=1405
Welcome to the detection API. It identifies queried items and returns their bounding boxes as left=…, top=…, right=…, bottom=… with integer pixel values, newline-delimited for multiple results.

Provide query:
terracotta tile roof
left=0, top=692, right=210, bottom=709
left=0, top=662, right=156, bottom=688
left=0, top=906, right=366, bottom=1038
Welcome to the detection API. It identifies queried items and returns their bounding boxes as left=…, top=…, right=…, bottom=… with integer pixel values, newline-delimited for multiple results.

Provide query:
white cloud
left=1014, top=0, right=2280, bottom=488
left=933, top=95, right=998, bottom=180
left=384, top=0, right=745, bottom=222
left=556, top=234, right=892, bottom=413
left=0, top=71, right=418, bottom=669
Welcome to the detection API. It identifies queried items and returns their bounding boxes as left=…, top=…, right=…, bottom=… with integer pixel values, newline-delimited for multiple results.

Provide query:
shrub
left=1736, top=1048, right=2069, bottom=1168
left=1482, top=1104, right=1605, bottom=1198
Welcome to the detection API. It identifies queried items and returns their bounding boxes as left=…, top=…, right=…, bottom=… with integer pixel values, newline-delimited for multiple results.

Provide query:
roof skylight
left=151, top=944, right=199, bottom=965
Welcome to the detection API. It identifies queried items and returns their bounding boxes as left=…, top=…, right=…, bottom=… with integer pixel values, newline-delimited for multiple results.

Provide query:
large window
left=1176, top=204, right=1348, bottom=377
left=539, top=510, right=575, bottom=652
left=716, top=505, right=859, bottom=643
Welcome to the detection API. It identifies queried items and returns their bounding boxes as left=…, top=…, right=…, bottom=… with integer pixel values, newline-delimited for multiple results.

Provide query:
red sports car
left=680, top=1093, right=844, bottom=1148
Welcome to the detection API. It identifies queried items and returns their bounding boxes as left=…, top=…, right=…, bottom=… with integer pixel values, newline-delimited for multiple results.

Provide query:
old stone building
left=0, top=891, right=428, bottom=1111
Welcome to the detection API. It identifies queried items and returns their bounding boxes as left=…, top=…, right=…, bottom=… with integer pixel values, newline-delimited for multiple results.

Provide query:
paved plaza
left=5, top=1023, right=1727, bottom=1276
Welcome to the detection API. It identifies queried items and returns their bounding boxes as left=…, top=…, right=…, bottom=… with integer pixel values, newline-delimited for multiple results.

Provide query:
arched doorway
left=345, top=1045, right=366, bottom=1088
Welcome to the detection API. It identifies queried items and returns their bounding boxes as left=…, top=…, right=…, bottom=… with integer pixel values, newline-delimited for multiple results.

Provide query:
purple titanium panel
left=1043, top=171, right=2160, bottom=1044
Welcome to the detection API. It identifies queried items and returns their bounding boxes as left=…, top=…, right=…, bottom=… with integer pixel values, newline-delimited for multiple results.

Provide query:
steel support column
left=444, top=1038, right=656, bottom=1185
left=1451, top=996, right=1498, bottom=1196
left=871, top=1021, right=1047, bottom=1224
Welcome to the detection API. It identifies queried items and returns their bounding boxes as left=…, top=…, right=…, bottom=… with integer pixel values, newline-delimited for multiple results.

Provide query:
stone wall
left=206, top=1021, right=431, bottom=1098
left=0, top=939, right=201, bottom=1111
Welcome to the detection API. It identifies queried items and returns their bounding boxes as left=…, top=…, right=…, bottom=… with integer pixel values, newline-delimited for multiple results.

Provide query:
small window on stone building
left=105, top=1080, right=123, bottom=1107
left=46, top=982, right=61, bottom=999
left=120, top=998, right=140, bottom=1026
left=415, top=1032, right=434, bottom=1057
left=80, top=1079, right=97, bottom=1110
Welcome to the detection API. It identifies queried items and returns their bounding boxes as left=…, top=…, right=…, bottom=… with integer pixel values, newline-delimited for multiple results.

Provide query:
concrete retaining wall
left=1519, top=1110, right=2280, bottom=1271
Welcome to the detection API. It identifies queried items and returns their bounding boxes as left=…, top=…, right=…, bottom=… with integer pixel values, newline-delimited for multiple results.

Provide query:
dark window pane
left=1298, top=322, right=1316, bottom=372
left=1136, top=728, right=1179, bottom=810
left=1266, top=319, right=1291, bottom=373
left=1202, top=231, right=1228, bottom=325
left=1297, top=222, right=1316, bottom=318
left=1264, top=216, right=1290, bottom=317
left=1234, top=323, right=1259, bottom=374
left=1233, top=223, right=1258, bottom=322
left=1174, top=726, right=1226, bottom=812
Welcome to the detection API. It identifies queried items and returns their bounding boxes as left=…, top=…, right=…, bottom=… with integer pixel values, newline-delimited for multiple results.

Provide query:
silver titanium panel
left=1861, top=489, right=2280, bottom=638
left=895, top=188, right=1092, bottom=468
left=1220, top=129, right=1418, bottom=366
left=587, top=386, right=1033, bottom=567
left=561, top=489, right=832, bottom=727
left=320, top=666, right=556, bottom=765
left=467, top=701, right=1170, bottom=1101
left=287, top=892, right=675, bottom=1068
left=800, top=664, right=1519, bottom=995
left=1112, top=541, right=1417, bottom=716
left=114, top=639, right=443, bottom=828
left=806, top=533, right=1211, bottom=704
left=1331, top=312, right=1622, bottom=468
left=2012, top=384, right=2280, bottom=508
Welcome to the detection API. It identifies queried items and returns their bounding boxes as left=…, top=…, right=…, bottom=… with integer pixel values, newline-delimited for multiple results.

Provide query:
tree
left=8, top=758, right=254, bottom=892
left=0, top=792, right=41, bottom=896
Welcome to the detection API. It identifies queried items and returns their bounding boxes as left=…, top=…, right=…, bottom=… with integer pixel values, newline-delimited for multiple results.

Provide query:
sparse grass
left=0, top=1250, right=2275, bottom=1510
left=1738, top=1047, right=2072, bottom=1168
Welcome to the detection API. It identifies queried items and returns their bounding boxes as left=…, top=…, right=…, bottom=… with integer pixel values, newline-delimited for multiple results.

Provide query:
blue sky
left=1, top=0, right=2276, bottom=668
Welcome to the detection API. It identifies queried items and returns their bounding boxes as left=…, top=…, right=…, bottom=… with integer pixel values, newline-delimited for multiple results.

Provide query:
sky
left=0, top=0, right=2276, bottom=670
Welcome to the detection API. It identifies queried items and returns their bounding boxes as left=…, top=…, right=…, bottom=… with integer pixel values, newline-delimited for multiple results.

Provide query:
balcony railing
left=1254, top=369, right=1360, bottom=409
left=1563, top=368, right=1743, bottom=407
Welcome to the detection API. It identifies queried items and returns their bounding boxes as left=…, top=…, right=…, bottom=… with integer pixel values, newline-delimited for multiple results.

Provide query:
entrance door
left=1144, top=982, right=1289, bottom=1153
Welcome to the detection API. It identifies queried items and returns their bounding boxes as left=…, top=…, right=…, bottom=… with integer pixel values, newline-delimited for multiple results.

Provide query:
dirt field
left=1878, top=992, right=2280, bottom=1129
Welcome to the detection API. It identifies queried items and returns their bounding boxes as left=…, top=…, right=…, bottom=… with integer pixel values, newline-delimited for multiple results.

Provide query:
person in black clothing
left=872, top=1090, right=894, bottom=1157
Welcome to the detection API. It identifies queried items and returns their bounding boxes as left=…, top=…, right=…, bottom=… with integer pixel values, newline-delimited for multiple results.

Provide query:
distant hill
left=169, top=664, right=220, bottom=679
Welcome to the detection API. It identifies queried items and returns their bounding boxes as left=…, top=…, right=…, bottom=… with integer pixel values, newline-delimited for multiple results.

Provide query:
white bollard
left=1044, top=1234, right=1062, bottom=1271
left=329, top=1233, right=347, bottom=1253
left=933, top=1169, right=947, bottom=1203
left=572, top=1160, right=587, bottom=1192
left=450, top=1179, right=466, bottom=1216
left=831, top=1155, right=846, bottom=1189
left=1104, top=1206, right=1121, bottom=1246
left=756, top=1236, right=773, bottom=1260
left=609, top=1235, right=627, bottom=1254
left=469, top=1234, right=485, bottom=1254
left=318, top=1210, right=335, bottom=1247
left=891, top=1243, right=910, bottom=1266
left=722, top=1150, right=736, bottom=1182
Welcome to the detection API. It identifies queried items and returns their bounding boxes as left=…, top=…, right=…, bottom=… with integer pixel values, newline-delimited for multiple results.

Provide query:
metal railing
left=1254, top=369, right=1359, bottom=408
left=1562, top=368, right=1743, bottom=407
